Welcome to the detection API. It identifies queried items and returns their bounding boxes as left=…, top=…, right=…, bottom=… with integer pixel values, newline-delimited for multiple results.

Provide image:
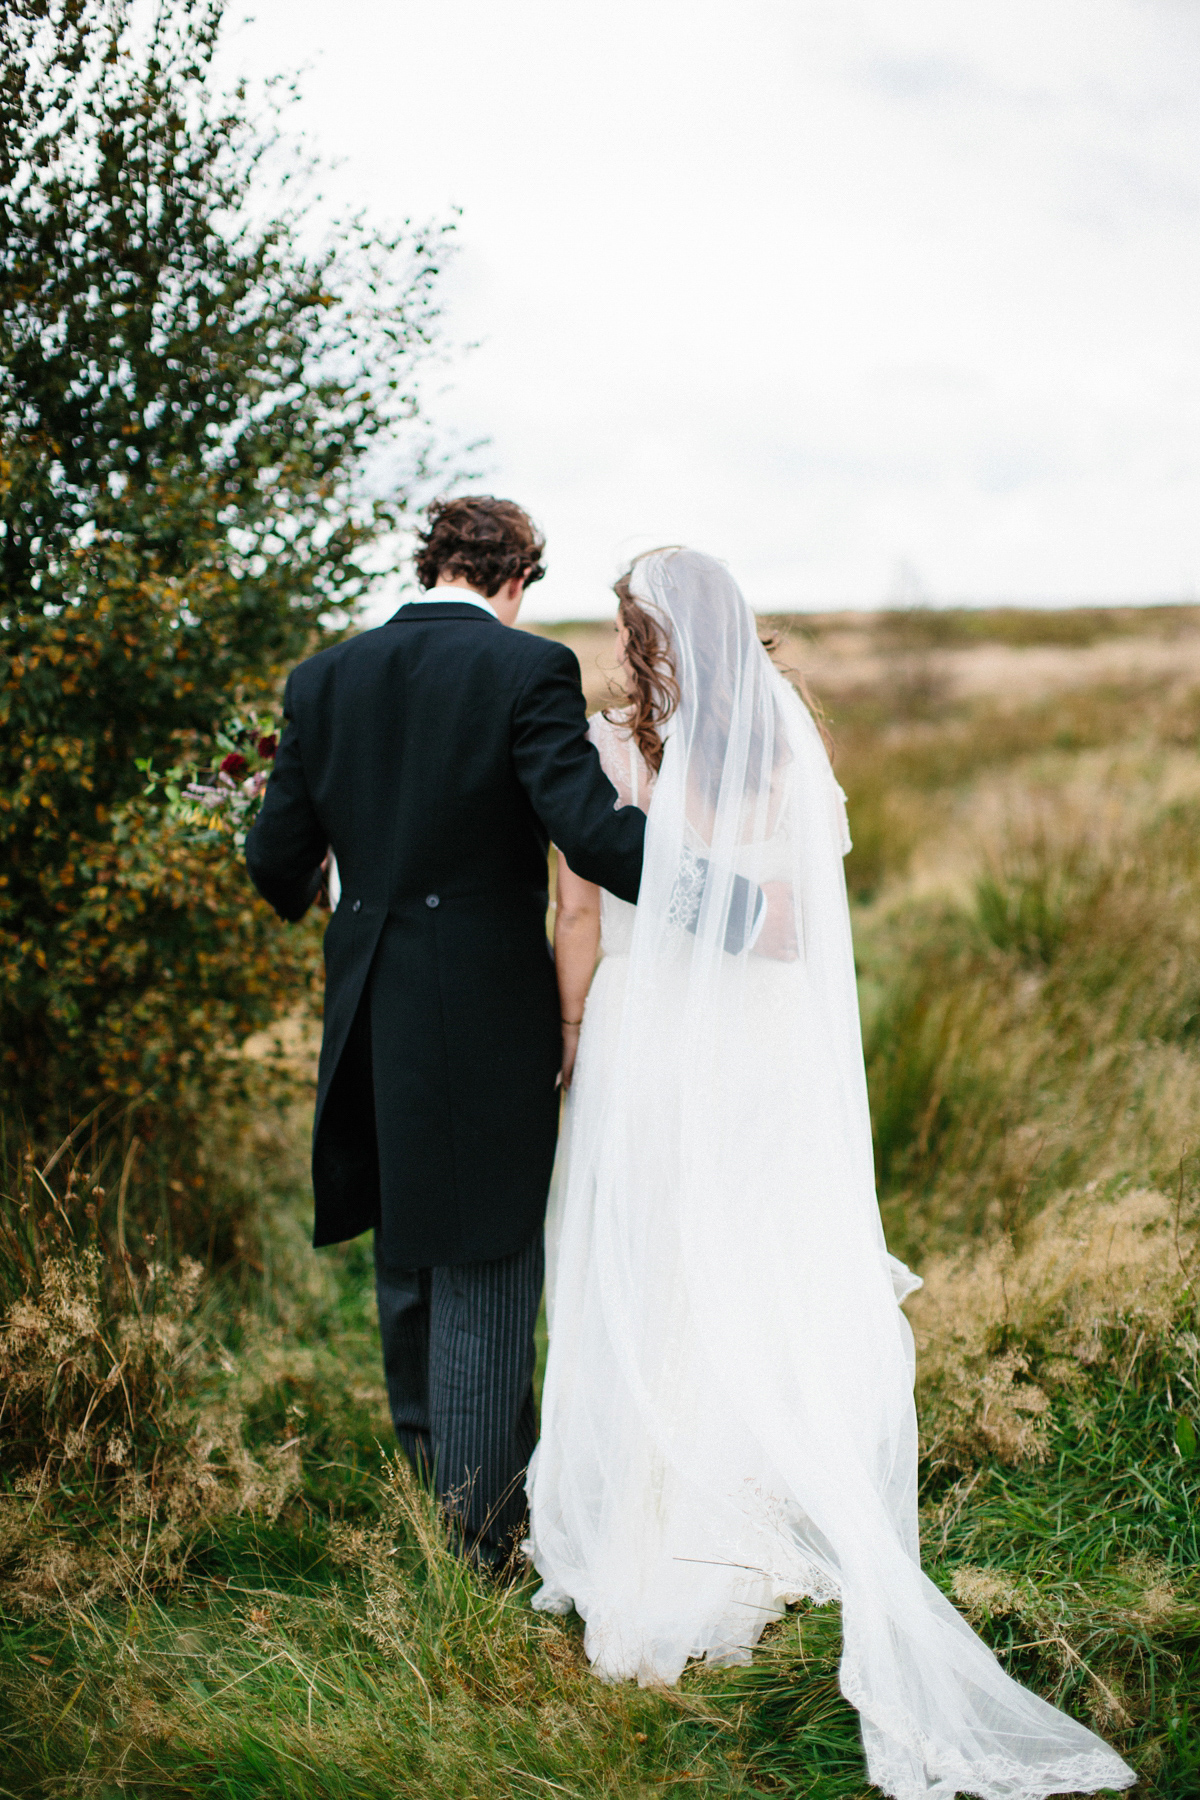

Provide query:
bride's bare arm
left=555, top=850, right=601, bottom=1090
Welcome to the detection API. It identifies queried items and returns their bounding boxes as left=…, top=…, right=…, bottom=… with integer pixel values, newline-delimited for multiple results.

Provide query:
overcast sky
left=228, top=0, right=1200, bottom=621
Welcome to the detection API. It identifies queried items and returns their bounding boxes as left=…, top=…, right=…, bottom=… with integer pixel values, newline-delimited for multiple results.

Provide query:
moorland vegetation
left=2, top=3, right=1198, bottom=1795
left=4, top=606, right=1200, bottom=1796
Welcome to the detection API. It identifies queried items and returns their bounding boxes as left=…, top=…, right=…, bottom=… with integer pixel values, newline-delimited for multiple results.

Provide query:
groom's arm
left=245, top=676, right=327, bottom=922
left=510, top=643, right=646, bottom=902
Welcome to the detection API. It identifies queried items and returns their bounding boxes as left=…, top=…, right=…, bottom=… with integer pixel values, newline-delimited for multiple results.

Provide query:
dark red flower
left=219, top=751, right=248, bottom=777
left=256, top=734, right=278, bottom=760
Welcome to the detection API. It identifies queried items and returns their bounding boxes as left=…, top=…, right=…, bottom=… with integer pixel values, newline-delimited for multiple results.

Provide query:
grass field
left=3, top=605, right=1200, bottom=1797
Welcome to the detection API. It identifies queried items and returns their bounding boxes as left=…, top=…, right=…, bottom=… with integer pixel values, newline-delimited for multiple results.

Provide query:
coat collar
left=387, top=601, right=502, bottom=625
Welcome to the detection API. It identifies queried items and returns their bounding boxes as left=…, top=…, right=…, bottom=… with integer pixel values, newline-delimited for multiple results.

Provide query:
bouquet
left=137, top=712, right=280, bottom=850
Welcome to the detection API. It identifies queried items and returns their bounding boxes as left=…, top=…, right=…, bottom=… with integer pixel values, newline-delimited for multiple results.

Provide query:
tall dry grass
left=0, top=1114, right=313, bottom=1614
left=863, top=783, right=1200, bottom=1254
left=909, top=1179, right=1200, bottom=1773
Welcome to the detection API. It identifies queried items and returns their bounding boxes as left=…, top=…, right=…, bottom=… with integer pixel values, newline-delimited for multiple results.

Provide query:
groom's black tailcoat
left=245, top=601, right=645, bottom=1269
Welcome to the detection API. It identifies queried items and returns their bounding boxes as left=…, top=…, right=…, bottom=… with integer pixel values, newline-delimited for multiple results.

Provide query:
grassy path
left=3, top=1178, right=1196, bottom=1796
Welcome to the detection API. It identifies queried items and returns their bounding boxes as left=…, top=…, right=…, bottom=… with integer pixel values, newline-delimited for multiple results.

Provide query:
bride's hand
left=559, top=1020, right=582, bottom=1091
left=752, top=881, right=799, bottom=962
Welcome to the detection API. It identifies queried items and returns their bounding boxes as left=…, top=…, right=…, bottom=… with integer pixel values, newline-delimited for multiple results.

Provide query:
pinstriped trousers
left=373, top=1228, right=544, bottom=1570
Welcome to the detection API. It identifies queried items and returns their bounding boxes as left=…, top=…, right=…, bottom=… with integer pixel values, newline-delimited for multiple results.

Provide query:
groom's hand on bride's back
left=751, top=881, right=799, bottom=962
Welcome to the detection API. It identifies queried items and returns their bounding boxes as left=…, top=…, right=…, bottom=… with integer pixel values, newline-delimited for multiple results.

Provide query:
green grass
left=5, top=1173, right=1196, bottom=1794
left=0, top=1201, right=875, bottom=1797
left=925, top=1358, right=1200, bottom=1797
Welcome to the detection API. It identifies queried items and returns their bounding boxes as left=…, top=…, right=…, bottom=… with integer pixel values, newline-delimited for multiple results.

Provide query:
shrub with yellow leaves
left=0, top=0, right=448, bottom=1188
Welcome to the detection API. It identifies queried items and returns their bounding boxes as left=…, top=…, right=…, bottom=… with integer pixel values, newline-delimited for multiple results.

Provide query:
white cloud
left=226, top=0, right=1200, bottom=617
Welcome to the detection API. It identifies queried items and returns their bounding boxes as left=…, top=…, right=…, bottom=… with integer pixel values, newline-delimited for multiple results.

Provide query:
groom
left=246, top=496, right=647, bottom=1570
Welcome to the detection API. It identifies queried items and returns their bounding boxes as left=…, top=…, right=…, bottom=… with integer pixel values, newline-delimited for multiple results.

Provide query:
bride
left=525, top=549, right=1133, bottom=1800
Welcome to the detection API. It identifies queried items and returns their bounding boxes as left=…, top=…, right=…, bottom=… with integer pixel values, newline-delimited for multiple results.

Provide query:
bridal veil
left=527, top=549, right=1133, bottom=1800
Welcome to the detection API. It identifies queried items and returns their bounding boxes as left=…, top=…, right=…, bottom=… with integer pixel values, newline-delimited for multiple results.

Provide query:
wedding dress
left=525, top=550, right=1133, bottom=1800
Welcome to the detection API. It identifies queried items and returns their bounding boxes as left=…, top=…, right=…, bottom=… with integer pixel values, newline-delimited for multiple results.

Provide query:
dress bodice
left=586, top=709, right=843, bottom=954
left=588, top=711, right=654, bottom=958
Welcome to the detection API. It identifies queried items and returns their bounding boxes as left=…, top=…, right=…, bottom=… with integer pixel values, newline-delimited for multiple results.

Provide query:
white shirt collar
left=406, top=587, right=499, bottom=620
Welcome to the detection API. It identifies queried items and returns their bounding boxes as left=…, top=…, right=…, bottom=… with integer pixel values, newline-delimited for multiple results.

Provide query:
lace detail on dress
left=841, top=1668, right=1135, bottom=1800
left=834, top=781, right=852, bottom=857
left=666, top=842, right=707, bottom=934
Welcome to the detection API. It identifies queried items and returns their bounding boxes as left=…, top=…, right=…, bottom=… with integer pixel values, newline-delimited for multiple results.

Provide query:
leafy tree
left=0, top=0, right=448, bottom=1163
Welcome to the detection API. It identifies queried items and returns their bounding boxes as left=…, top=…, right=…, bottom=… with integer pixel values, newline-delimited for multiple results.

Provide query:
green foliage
left=0, top=0, right=448, bottom=1143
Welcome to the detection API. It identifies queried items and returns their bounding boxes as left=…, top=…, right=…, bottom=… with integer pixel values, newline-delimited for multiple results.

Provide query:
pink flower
left=185, top=782, right=224, bottom=810
left=256, top=734, right=278, bottom=760
left=219, top=751, right=248, bottom=777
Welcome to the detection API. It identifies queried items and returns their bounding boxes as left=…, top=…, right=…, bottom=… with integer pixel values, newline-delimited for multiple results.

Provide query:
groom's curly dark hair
left=415, top=495, right=547, bottom=597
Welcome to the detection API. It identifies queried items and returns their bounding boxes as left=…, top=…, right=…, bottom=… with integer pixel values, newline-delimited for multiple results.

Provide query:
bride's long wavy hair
left=605, top=549, right=832, bottom=773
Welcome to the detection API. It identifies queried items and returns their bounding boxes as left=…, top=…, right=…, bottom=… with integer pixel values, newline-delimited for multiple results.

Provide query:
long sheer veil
left=532, top=549, right=1133, bottom=1800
